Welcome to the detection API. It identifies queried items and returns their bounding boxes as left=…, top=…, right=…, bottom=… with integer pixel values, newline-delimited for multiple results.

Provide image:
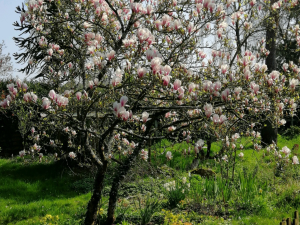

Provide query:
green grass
left=0, top=134, right=300, bottom=224
left=0, top=159, right=90, bottom=225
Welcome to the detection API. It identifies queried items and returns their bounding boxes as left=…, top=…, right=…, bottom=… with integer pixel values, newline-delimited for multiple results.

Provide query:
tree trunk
left=261, top=119, right=278, bottom=146
left=84, top=162, right=108, bottom=225
left=262, top=0, right=278, bottom=146
left=206, top=139, right=211, bottom=158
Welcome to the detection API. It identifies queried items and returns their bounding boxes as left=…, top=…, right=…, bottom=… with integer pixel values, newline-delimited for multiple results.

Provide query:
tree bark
left=105, top=112, right=163, bottom=224
left=84, top=162, right=108, bottom=225
left=206, top=138, right=211, bottom=158
left=262, top=0, right=279, bottom=146
left=261, top=119, right=278, bottom=146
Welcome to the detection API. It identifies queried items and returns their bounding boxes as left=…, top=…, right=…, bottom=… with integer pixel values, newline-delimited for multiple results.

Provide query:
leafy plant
left=282, top=126, right=300, bottom=140
left=137, top=194, right=161, bottom=225
left=163, top=177, right=189, bottom=208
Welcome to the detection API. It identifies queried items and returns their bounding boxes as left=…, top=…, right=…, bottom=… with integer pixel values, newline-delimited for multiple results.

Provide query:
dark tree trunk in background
left=84, top=162, right=108, bottom=225
left=206, top=139, right=211, bottom=158
left=261, top=120, right=278, bottom=146
left=262, top=1, right=278, bottom=146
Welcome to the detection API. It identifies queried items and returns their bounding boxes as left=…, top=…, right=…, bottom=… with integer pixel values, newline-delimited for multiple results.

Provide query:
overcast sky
left=0, top=0, right=31, bottom=79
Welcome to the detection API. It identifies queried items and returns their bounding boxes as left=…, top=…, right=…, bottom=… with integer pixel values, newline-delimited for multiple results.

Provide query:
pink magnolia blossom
left=141, top=124, right=146, bottom=132
left=168, top=126, right=176, bottom=132
left=16, top=79, right=22, bottom=89
left=112, top=76, right=122, bottom=87
left=89, top=80, right=94, bottom=89
left=141, top=112, right=150, bottom=123
left=49, top=90, right=56, bottom=100
left=56, top=95, right=69, bottom=107
left=120, top=96, right=128, bottom=107
left=290, top=78, right=299, bottom=90
left=221, top=88, right=230, bottom=101
left=188, top=83, right=195, bottom=93
left=173, top=79, right=181, bottom=91
left=137, top=67, right=147, bottom=78
left=42, top=98, right=51, bottom=109
left=162, top=75, right=171, bottom=86
left=7, top=83, right=14, bottom=93
left=204, top=103, right=213, bottom=118
left=107, top=50, right=116, bottom=61
left=122, top=111, right=130, bottom=121
left=76, top=92, right=82, bottom=101
left=221, top=64, right=228, bottom=74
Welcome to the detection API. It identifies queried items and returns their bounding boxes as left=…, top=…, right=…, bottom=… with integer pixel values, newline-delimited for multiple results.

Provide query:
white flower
left=280, top=146, right=291, bottom=156
left=69, top=152, right=76, bottom=159
left=238, top=152, right=244, bottom=158
left=166, top=151, right=172, bottom=160
left=292, top=156, right=299, bottom=165
left=222, top=155, right=228, bottom=162
left=19, top=150, right=26, bottom=158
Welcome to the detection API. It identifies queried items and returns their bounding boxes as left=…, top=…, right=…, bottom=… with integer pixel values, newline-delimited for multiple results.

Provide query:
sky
left=0, top=0, right=30, bottom=79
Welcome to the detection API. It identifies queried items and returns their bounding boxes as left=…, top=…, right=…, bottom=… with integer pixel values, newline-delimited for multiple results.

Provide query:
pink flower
left=22, top=83, right=28, bottom=91
left=168, top=126, right=176, bottom=132
left=221, top=64, right=228, bottom=74
left=94, top=78, right=99, bottom=86
left=141, top=124, right=146, bottom=132
left=163, top=65, right=171, bottom=75
left=122, top=111, right=130, bottom=121
left=76, top=92, right=82, bottom=100
left=290, top=78, right=299, bottom=90
left=7, top=83, right=14, bottom=93
left=111, top=76, right=122, bottom=87
left=42, top=98, right=51, bottom=109
left=56, top=95, right=69, bottom=107
left=89, top=80, right=94, bottom=89
left=188, top=83, right=195, bottom=93
left=204, top=103, right=213, bottom=118
left=221, top=88, right=230, bottom=101
left=141, top=112, right=150, bottom=123
left=162, top=75, right=171, bottom=86
left=173, top=79, right=181, bottom=91
left=137, top=67, right=147, bottom=78
left=120, top=96, right=128, bottom=107
left=49, top=90, right=56, bottom=100
left=220, top=115, right=227, bottom=124
left=16, top=79, right=22, bottom=89
left=47, top=48, right=53, bottom=56
left=107, top=50, right=116, bottom=61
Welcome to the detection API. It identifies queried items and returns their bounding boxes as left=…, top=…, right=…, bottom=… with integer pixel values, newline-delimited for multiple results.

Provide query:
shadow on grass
left=0, top=159, right=82, bottom=203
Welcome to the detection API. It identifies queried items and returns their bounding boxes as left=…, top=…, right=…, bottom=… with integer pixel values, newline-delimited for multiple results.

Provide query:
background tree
left=0, top=41, right=13, bottom=77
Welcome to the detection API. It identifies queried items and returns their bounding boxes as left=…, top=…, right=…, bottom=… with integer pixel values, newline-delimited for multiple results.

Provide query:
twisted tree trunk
left=84, top=162, right=108, bottom=225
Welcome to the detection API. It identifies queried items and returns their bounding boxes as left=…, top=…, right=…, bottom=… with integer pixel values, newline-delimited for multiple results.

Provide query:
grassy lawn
left=0, top=134, right=300, bottom=224
left=0, top=159, right=90, bottom=225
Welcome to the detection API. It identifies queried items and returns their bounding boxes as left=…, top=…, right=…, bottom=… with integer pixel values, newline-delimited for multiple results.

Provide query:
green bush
left=282, top=126, right=300, bottom=140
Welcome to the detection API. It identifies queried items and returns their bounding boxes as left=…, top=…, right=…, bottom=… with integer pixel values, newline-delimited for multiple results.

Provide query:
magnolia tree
left=3, top=0, right=300, bottom=224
